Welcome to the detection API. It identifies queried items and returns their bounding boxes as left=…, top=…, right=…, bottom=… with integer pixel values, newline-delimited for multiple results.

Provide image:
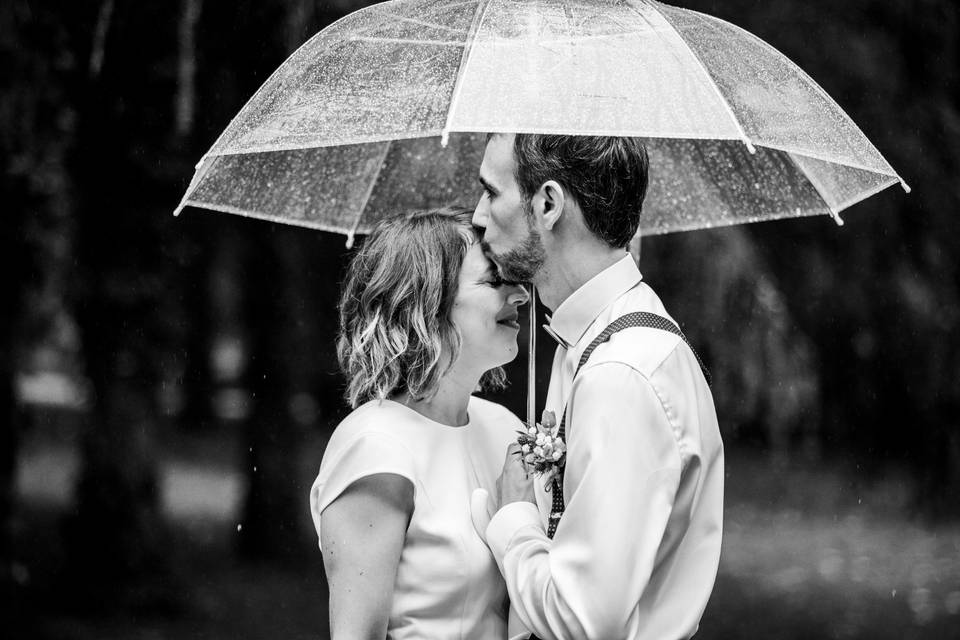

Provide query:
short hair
left=511, top=135, right=649, bottom=248
left=337, top=207, right=506, bottom=409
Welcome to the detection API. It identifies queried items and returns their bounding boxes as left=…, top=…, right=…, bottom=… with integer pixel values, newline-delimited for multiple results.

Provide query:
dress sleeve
left=309, top=431, right=417, bottom=549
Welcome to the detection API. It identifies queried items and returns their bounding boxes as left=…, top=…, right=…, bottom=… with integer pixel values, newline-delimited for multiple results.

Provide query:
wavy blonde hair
left=338, top=207, right=506, bottom=408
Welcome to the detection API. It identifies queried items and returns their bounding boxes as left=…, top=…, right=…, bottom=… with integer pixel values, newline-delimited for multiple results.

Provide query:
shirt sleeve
left=309, top=431, right=417, bottom=549
left=485, top=361, right=682, bottom=640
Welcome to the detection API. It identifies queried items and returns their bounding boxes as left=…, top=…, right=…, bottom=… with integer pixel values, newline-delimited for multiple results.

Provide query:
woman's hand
left=320, top=473, right=414, bottom=640
left=496, top=442, right=536, bottom=507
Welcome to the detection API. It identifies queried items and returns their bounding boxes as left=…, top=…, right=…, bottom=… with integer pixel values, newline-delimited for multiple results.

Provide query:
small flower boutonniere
left=515, top=410, right=566, bottom=489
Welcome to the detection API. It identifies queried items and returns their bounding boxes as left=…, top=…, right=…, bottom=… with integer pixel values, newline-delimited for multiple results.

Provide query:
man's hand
left=497, top=442, right=536, bottom=507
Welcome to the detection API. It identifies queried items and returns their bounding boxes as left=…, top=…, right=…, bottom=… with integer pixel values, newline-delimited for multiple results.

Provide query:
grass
left=8, top=426, right=960, bottom=639
left=701, top=450, right=960, bottom=639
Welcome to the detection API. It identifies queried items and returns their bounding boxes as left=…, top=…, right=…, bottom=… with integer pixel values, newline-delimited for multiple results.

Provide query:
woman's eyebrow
left=481, top=262, right=500, bottom=280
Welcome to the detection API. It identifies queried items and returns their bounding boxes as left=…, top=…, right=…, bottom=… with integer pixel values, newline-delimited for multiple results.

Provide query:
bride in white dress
left=310, top=207, right=529, bottom=639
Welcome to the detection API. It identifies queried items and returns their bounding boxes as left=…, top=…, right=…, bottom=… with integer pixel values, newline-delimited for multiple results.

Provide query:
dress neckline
left=382, top=398, right=473, bottom=429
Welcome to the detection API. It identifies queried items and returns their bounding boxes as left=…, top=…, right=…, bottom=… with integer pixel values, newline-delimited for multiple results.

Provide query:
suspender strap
left=545, top=312, right=710, bottom=539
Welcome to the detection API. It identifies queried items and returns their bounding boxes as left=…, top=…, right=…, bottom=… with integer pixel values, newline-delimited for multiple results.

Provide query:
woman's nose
left=507, top=284, right=530, bottom=307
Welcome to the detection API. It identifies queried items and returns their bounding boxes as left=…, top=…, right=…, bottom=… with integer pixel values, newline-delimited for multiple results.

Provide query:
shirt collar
left=547, top=254, right=642, bottom=348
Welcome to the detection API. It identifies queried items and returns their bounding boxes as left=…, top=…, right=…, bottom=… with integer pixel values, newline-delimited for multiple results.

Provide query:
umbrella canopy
left=175, top=0, right=908, bottom=243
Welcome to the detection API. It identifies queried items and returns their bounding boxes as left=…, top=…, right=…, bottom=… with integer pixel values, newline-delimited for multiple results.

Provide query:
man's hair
left=337, top=206, right=505, bottom=408
left=511, top=134, right=649, bottom=249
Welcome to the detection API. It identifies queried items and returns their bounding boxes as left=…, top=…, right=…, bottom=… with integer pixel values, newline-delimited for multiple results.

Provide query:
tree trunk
left=175, top=0, right=202, bottom=138
left=63, top=0, right=172, bottom=606
left=63, top=363, right=168, bottom=604
left=0, top=116, right=23, bottom=611
left=0, top=280, right=20, bottom=608
left=284, top=0, right=313, bottom=52
left=239, top=225, right=318, bottom=561
left=1, top=0, right=83, bottom=603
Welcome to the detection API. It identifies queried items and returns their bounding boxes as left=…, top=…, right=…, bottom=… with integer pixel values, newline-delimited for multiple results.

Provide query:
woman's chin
left=484, top=346, right=520, bottom=369
left=500, top=343, right=520, bottom=365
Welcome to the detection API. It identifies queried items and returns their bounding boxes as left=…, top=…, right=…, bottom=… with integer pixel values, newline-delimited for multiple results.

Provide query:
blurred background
left=2, top=0, right=958, bottom=638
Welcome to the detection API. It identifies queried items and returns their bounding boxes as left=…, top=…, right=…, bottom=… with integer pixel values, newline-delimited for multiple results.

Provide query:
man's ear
left=532, top=180, right=565, bottom=231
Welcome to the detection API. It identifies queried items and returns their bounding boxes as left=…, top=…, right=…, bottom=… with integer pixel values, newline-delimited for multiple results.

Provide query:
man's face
left=472, top=134, right=546, bottom=283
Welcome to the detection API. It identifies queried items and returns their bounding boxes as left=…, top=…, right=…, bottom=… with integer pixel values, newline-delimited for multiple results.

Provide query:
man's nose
left=472, top=198, right=489, bottom=228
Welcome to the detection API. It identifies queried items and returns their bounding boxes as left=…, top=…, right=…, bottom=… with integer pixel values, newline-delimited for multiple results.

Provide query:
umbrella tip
left=440, top=130, right=450, bottom=148
left=744, top=139, right=757, bottom=155
left=345, top=232, right=356, bottom=250
left=900, top=179, right=912, bottom=194
left=829, top=211, right=845, bottom=227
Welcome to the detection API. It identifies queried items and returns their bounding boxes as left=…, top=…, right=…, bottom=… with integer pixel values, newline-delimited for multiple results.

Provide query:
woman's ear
left=532, top=180, right=565, bottom=231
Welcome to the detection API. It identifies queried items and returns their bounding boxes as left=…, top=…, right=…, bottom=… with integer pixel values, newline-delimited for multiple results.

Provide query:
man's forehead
left=480, top=133, right=516, bottom=181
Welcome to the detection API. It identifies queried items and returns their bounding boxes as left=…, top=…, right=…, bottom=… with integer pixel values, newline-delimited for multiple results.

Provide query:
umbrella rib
left=369, top=10, right=466, bottom=36
left=753, top=142, right=905, bottom=182
left=788, top=154, right=904, bottom=224
left=173, top=154, right=215, bottom=216
left=202, top=5, right=382, bottom=158
left=454, top=124, right=744, bottom=140
left=785, top=152, right=844, bottom=226
left=637, top=0, right=756, bottom=154
left=210, top=131, right=446, bottom=157
left=180, top=199, right=376, bottom=236
left=346, top=140, right=394, bottom=248
left=441, top=0, right=493, bottom=146
left=697, top=8, right=911, bottom=193
left=346, top=36, right=463, bottom=47
left=831, top=176, right=903, bottom=214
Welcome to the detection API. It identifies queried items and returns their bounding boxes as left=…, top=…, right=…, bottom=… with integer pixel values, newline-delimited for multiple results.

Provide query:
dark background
left=2, top=0, right=958, bottom=638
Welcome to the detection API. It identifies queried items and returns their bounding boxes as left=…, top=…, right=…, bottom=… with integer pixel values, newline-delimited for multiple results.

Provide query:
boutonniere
left=515, top=410, right=566, bottom=489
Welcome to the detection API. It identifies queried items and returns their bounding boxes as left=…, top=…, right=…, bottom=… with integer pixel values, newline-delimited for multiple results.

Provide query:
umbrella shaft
left=527, top=284, right=536, bottom=427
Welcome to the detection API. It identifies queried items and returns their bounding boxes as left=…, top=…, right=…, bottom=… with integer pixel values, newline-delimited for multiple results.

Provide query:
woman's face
left=450, top=241, right=529, bottom=373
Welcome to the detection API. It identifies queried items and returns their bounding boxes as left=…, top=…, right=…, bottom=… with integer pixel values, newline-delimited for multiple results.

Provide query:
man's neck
left=535, top=247, right=627, bottom=312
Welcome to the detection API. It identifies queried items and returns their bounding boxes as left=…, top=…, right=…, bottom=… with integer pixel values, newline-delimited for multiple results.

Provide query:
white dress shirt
left=479, top=255, right=724, bottom=640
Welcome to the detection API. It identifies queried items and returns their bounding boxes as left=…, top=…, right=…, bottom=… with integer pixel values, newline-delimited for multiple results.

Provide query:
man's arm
left=487, top=362, right=682, bottom=640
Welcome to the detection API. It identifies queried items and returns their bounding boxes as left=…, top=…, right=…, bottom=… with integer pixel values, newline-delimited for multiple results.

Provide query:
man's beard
left=483, top=224, right=546, bottom=283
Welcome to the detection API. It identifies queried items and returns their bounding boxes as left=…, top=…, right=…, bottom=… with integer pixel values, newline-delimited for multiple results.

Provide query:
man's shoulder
left=584, top=282, right=686, bottom=379
left=585, top=325, right=684, bottom=380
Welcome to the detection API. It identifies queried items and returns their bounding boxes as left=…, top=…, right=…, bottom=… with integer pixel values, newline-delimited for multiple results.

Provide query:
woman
left=309, top=207, right=529, bottom=639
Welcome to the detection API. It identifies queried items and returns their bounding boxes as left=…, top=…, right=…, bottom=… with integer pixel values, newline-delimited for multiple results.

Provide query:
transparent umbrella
left=174, top=0, right=910, bottom=429
left=175, top=0, right=909, bottom=247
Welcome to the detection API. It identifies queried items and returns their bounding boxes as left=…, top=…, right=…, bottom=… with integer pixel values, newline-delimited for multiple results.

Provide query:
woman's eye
left=487, top=275, right=520, bottom=288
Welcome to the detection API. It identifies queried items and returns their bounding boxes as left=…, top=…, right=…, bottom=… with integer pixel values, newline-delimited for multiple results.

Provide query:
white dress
left=310, top=397, right=522, bottom=640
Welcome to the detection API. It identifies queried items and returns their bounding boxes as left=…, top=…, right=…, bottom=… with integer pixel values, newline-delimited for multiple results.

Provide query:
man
left=470, top=134, right=724, bottom=640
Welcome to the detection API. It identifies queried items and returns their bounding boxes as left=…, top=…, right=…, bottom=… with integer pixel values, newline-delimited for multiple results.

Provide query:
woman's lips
left=497, top=315, right=520, bottom=329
